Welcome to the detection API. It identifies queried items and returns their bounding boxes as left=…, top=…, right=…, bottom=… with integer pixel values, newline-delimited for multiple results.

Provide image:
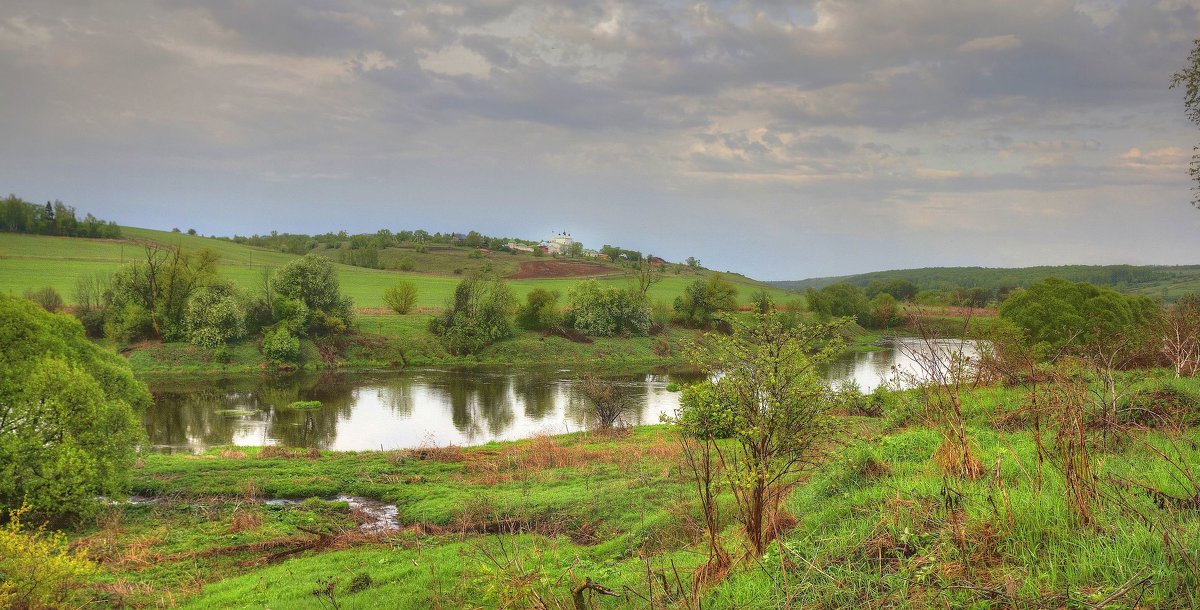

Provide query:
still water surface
left=144, top=337, right=977, bottom=452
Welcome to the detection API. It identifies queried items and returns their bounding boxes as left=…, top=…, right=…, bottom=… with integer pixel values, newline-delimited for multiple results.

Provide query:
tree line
left=1, top=194, right=122, bottom=239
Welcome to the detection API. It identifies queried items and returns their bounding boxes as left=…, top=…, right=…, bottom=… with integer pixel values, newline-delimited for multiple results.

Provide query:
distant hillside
left=769, top=265, right=1200, bottom=301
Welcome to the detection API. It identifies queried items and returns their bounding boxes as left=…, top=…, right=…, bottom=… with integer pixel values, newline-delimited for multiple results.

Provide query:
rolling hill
left=769, top=265, right=1200, bottom=301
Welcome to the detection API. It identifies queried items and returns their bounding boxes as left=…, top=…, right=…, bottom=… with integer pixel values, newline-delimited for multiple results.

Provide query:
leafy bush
left=429, top=272, right=516, bottom=355
left=183, top=285, right=246, bottom=348
left=273, top=254, right=354, bottom=336
left=567, top=280, right=650, bottom=336
left=999, top=278, right=1158, bottom=359
left=383, top=282, right=418, bottom=315
left=0, top=295, right=149, bottom=521
left=805, top=283, right=870, bottom=326
left=673, top=274, right=738, bottom=328
left=23, top=286, right=63, bottom=312
left=516, top=288, right=562, bottom=331
left=0, top=505, right=98, bottom=608
left=262, top=327, right=301, bottom=364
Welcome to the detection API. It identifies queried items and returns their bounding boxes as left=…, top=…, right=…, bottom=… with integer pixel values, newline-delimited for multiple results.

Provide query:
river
left=143, top=337, right=978, bottom=452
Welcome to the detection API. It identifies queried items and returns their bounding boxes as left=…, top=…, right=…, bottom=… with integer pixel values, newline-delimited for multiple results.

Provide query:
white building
left=546, top=231, right=575, bottom=255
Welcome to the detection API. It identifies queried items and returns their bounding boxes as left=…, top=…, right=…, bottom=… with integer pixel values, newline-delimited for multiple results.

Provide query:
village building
left=545, top=232, right=574, bottom=255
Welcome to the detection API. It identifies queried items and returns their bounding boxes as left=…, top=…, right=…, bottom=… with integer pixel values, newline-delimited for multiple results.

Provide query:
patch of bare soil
left=506, top=259, right=617, bottom=279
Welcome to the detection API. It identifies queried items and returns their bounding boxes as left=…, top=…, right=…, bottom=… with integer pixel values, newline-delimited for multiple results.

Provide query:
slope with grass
left=772, top=264, right=1200, bottom=301
left=65, top=372, right=1200, bottom=608
left=0, top=229, right=794, bottom=310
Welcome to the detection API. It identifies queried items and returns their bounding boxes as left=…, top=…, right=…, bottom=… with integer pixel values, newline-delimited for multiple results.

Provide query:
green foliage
left=23, top=285, right=64, bottom=312
left=0, top=505, right=99, bottom=608
left=183, top=285, right=246, bottom=349
left=274, top=254, right=354, bottom=336
left=866, top=278, right=917, bottom=301
left=999, top=278, right=1158, bottom=358
left=0, top=194, right=121, bottom=238
left=383, top=281, right=418, bottom=315
left=287, top=400, right=323, bottom=410
left=868, top=293, right=899, bottom=329
left=107, top=245, right=220, bottom=342
left=675, top=313, right=847, bottom=553
left=1170, top=38, right=1200, bottom=208
left=429, top=271, right=517, bottom=355
left=568, top=279, right=650, bottom=336
left=516, top=288, right=562, bottom=331
left=262, top=327, right=301, bottom=364
left=805, top=282, right=869, bottom=326
left=673, top=274, right=738, bottom=328
left=0, top=295, right=149, bottom=521
left=750, top=288, right=774, bottom=314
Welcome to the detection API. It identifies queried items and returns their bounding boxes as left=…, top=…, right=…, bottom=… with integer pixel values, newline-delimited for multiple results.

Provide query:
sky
left=1, top=0, right=1197, bottom=280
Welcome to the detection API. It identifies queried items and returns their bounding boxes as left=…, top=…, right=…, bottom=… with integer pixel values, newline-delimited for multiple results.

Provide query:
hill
left=770, top=264, right=1200, bottom=301
left=0, top=227, right=793, bottom=310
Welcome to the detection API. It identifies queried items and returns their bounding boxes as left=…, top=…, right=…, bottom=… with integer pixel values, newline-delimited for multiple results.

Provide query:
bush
left=673, top=274, right=738, bottom=328
left=262, top=327, right=301, bottom=364
left=183, top=285, right=246, bottom=349
left=429, top=272, right=516, bottom=355
left=0, top=505, right=98, bottom=609
left=0, top=295, right=149, bottom=521
left=23, top=286, right=63, bottom=312
left=273, top=254, right=354, bottom=336
left=568, top=280, right=650, bottom=337
left=383, top=282, right=418, bottom=315
left=806, top=283, right=870, bottom=326
left=516, top=289, right=562, bottom=331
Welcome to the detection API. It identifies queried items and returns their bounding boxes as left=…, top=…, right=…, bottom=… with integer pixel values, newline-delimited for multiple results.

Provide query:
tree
left=383, top=282, right=418, bottom=315
left=1158, top=294, right=1200, bottom=378
left=628, top=255, right=663, bottom=298
left=273, top=254, right=354, bottom=336
left=998, top=278, right=1157, bottom=360
left=805, top=283, right=870, bottom=326
left=673, top=274, right=738, bottom=328
left=23, top=286, right=63, bottom=313
left=868, top=292, right=899, bottom=329
left=0, top=295, right=149, bottom=521
left=107, top=245, right=219, bottom=341
left=1170, top=38, right=1200, bottom=208
left=576, top=376, right=637, bottom=430
left=686, top=256, right=700, bottom=271
left=429, top=271, right=516, bottom=355
left=750, top=288, right=774, bottom=314
left=182, top=284, right=246, bottom=348
left=568, top=280, right=650, bottom=336
left=675, top=313, right=846, bottom=555
left=516, top=288, right=562, bottom=331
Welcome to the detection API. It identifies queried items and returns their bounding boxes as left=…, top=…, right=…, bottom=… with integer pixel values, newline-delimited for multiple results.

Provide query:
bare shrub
left=577, top=375, right=637, bottom=430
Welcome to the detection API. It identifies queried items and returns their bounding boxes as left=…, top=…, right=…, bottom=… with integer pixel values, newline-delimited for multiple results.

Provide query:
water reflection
left=143, top=338, right=977, bottom=452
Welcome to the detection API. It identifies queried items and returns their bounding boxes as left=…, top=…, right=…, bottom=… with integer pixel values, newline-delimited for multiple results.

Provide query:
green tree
left=273, top=254, right=354, bottom=336
left=1170, top=38, right=1200, bottom=208
left=107, top=245, right=219, bottom=342
left=998, top=278, right=1157, bottom=359
left=567, top=280, right=650, bottom=337
left=868, top=293, right=899, bottom=329
left=183, top=284, right=246, bottom=348
left=675, top=313, right=846, bottom=555
left=673, top=274, right=738, bottom=328
left=805, top=283, right=869, bottom=326
left=383, top=281, right=418, bottom=315
left=429, top=271, right=517, bottom=355
left=516, top=288, right=562, bottom=331
left=0, top=295, right=149, bottom=521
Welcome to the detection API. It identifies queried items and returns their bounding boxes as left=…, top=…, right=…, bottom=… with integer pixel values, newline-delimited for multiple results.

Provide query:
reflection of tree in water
left=265, top=373, right=357, bottom=449
left=564, top=373, right=652, bottom=429
left=144, top=377, right=268, bottom=451
left=513, top=371, right=559, bottom=419
left=376, top=374, right=416, bottom=419
left=430, top=371, right=515, bottom=442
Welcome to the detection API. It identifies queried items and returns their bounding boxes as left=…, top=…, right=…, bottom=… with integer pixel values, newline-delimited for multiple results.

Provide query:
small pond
left=143, top=337, right=979, bottom=452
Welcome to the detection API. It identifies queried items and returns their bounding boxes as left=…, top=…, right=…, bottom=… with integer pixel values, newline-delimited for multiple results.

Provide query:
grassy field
left=60, top=373, right=1200, bottom=608
left=0, top=230, right=796, bottom=310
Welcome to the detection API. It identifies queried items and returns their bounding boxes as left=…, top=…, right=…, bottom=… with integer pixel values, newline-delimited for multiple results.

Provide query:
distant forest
left=1, top=194, right=122, bottom=239
left=770, top=265, right=1200, bottom=301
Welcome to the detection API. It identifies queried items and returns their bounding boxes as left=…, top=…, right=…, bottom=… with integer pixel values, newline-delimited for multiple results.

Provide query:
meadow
left=67, top=372, right=1200, bottom=608
left=0, top=230, right=795, bottom=310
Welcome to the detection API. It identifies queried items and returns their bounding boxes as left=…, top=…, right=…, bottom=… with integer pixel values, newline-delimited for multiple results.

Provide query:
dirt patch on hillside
left=507, top=260, right=616, bottom=279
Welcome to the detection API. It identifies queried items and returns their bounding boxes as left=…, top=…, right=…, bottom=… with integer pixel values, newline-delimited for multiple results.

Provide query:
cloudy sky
left=1, top=0, right=1197, bottom=279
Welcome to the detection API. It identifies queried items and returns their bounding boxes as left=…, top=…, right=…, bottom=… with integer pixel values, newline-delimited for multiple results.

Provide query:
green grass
left=61, top=375, right=1200, bottom=608
left=0, top=229, right=795, bottom=309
